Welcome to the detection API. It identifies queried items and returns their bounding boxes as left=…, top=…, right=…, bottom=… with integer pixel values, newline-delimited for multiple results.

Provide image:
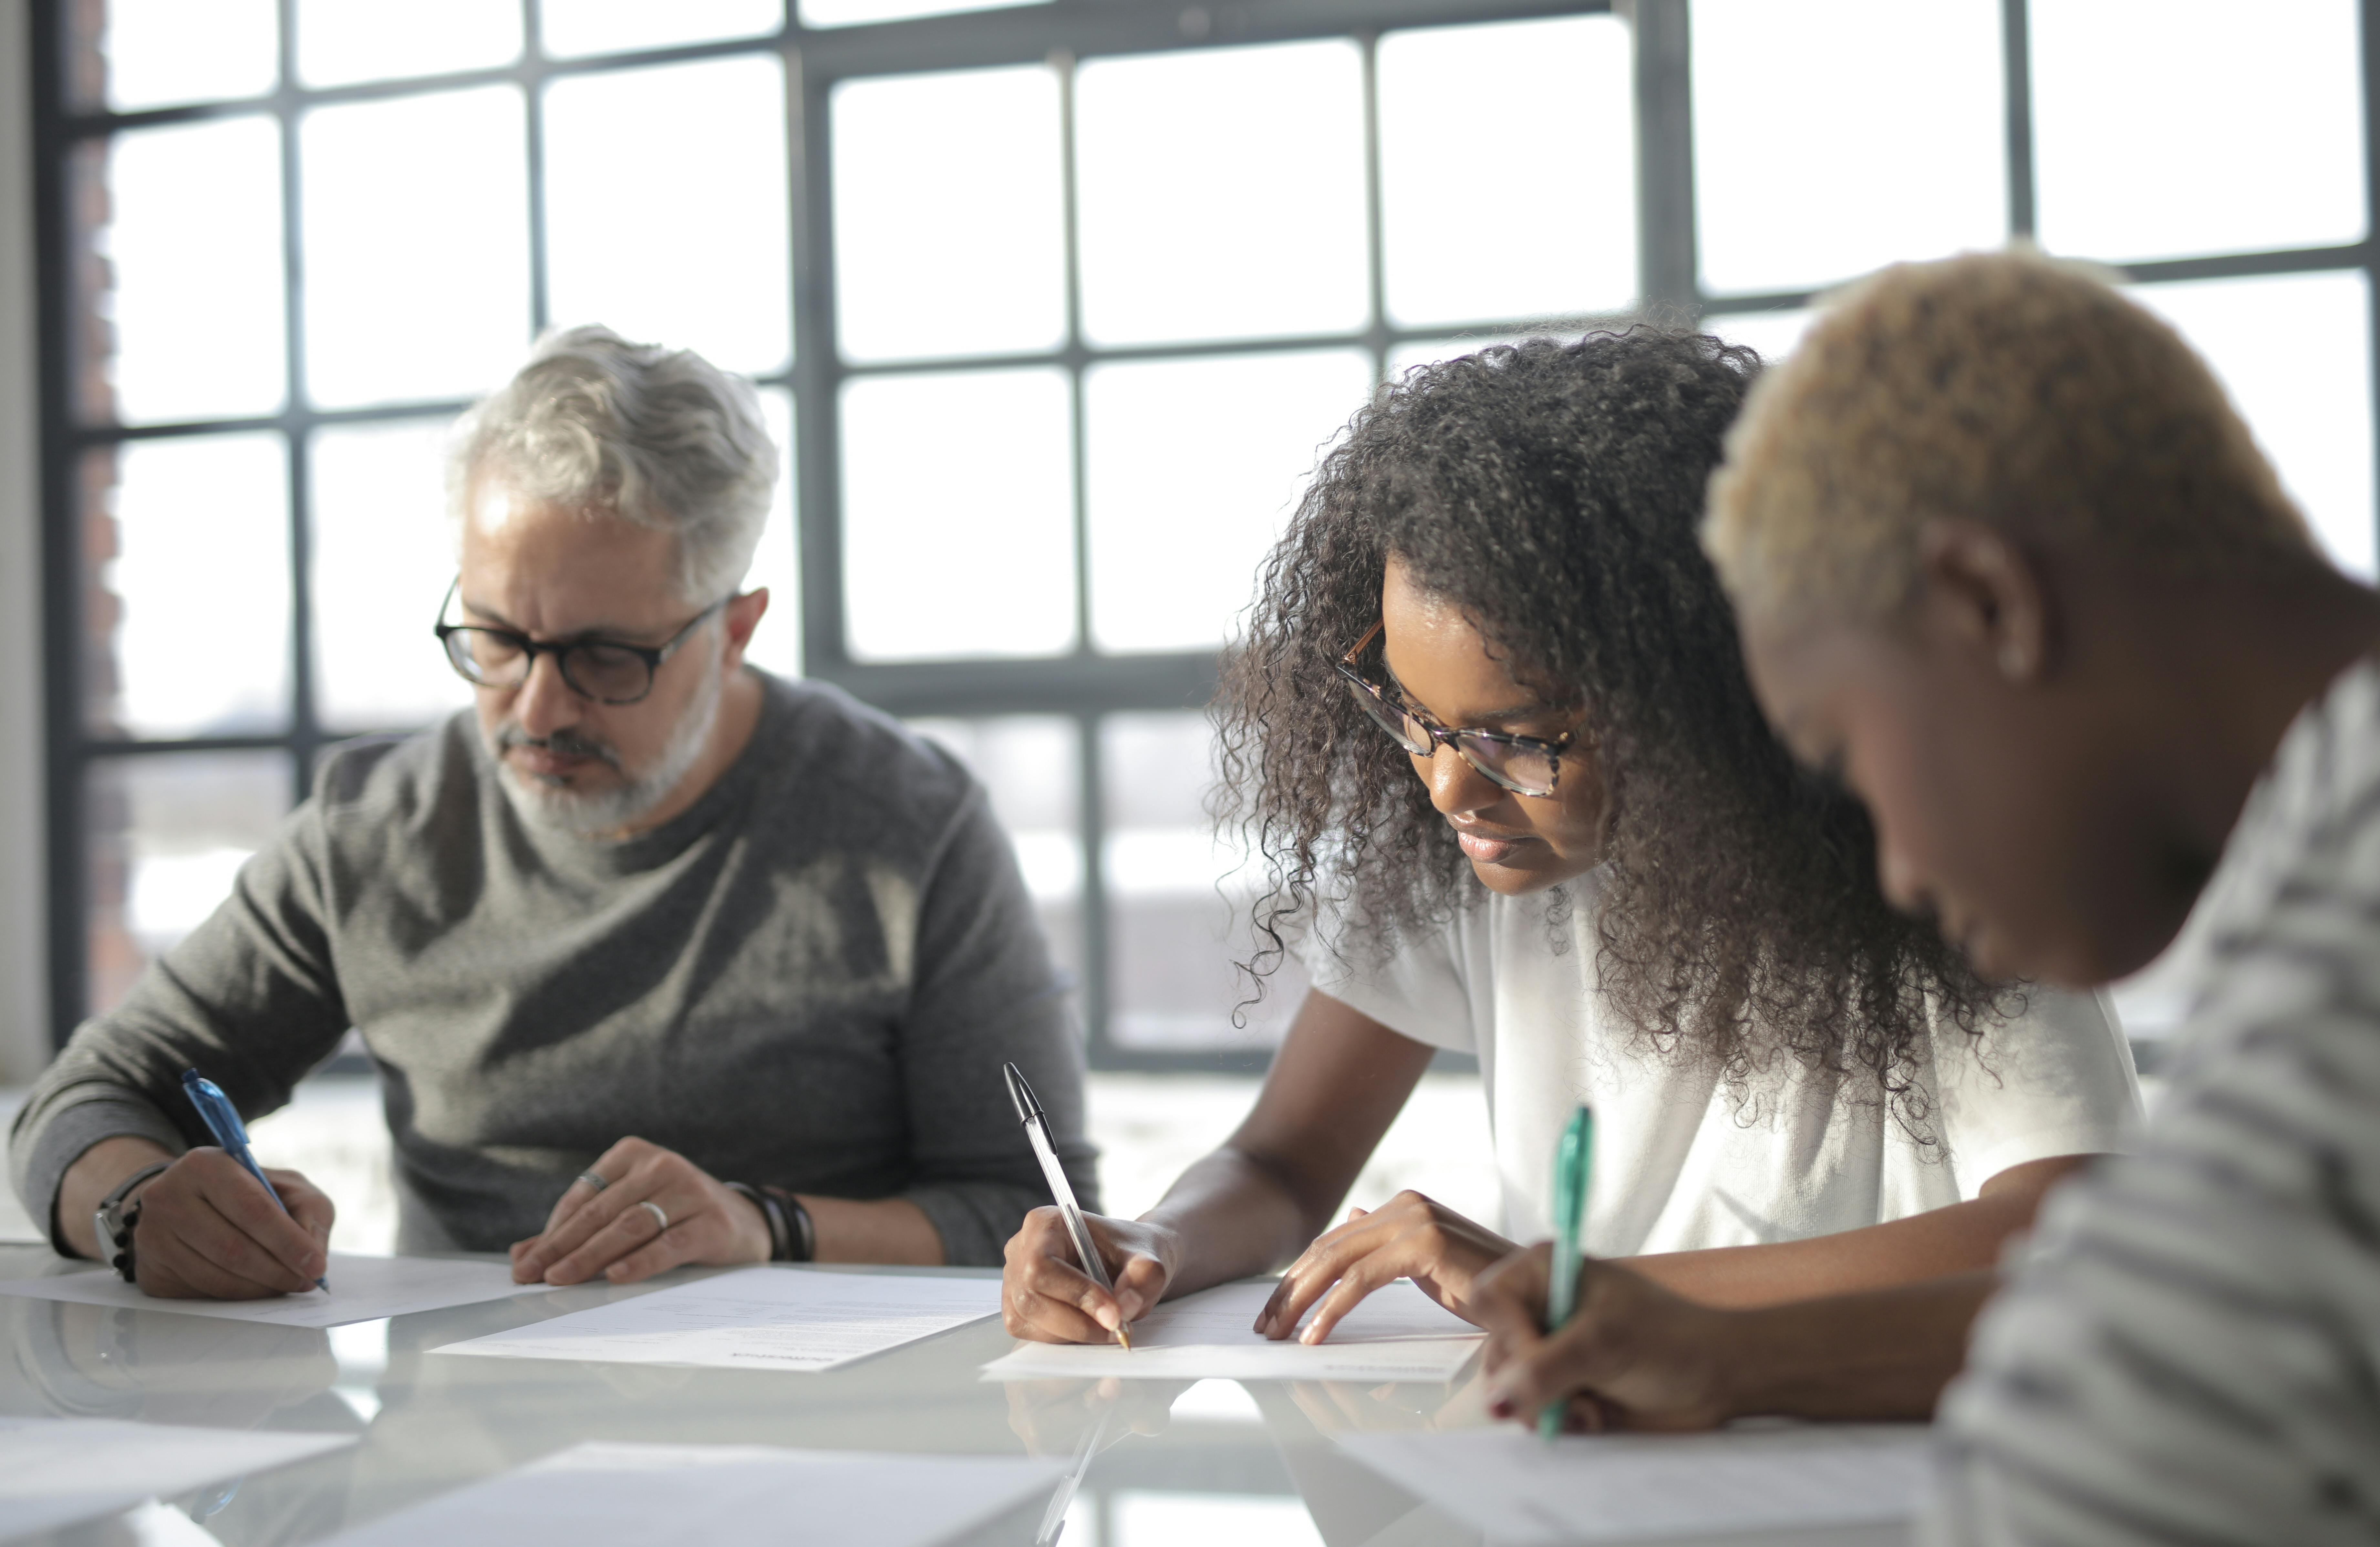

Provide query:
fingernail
left=1095, top=1305, right=1118, bottom=1330
left=1487, top=1396, right=1515, bottom=1419
left=1251, top=1312, right=1269, bottom=1334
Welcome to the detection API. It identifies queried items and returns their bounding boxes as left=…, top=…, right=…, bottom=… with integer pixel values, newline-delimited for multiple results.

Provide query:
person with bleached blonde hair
left=1470, top=250, right=2380, bottom=1544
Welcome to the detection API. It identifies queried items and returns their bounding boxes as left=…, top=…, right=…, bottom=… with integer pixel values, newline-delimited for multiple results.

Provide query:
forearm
left=1139, top=1148, right=1325, bottom=1298
left=1715, top=1270, right=1998, bottom=1421
left=801, top=1194, right=945, bottom=1265
left=55, top=1135, right=177, bottom=1259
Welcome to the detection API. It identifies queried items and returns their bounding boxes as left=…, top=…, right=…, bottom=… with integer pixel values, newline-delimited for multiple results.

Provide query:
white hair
left=450, top=325, right=778, bottom=604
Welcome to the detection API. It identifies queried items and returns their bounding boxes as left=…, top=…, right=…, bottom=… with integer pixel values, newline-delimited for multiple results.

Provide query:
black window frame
left=31, top=0, right=2380, bottom=1073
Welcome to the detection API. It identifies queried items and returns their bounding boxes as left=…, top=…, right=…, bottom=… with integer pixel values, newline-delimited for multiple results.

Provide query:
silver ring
left=638, top=1199, right=669, bottom=1234
left=577, top=1170, right=609, bottom=1193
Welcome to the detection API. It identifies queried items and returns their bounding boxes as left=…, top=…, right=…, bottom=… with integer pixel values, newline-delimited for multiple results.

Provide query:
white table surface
left=0, top=1247, right=1904, bottom=1547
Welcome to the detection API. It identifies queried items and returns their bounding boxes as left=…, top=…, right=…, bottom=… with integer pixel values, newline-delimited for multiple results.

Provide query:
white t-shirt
left=1298, top=872, right=2142, bottom=1254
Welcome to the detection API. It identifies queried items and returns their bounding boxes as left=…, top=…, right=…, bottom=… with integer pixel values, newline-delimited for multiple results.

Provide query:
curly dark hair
left=1216, top=327, right=2011, bottom=1130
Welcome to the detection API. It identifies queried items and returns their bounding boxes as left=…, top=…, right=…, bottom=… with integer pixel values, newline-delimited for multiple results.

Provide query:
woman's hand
left=510, top=1137, right=770, bottom=1286
left=1001, top=1208, right=1179, bottom=1344
left=1470, top=1243, right=1739, bottom=1434
left=1254, top=1190, right=1517, bottom=1344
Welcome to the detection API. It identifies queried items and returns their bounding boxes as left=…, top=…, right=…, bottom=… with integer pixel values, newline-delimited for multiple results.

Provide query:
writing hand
left=510, top=1137, right=770, bottom=1286
left=1001, top=1207, right=1175, bottom=1344
left=1255, top=1190, right=1516, bottom=1345
left=132, top=1150, right=334, bottom=1300
left=1472, top=1243, right=1736, bottom=1434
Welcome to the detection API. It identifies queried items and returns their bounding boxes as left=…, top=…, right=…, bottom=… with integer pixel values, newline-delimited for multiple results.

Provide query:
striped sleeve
left=1923, top=665, right=2380, bottom=1547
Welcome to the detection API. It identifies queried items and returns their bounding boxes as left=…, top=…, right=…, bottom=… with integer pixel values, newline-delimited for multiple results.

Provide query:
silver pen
left=1004, top=1061, right=1130, bottom=1351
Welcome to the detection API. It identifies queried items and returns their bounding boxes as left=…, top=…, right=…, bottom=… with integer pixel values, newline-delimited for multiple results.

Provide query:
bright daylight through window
left=39, top=0, right=2378, bottom=1070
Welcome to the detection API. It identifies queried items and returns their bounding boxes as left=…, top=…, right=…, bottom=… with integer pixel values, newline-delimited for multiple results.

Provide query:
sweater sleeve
left=9, top=797, right=354, bottom=1248
left=889, top=787, right=1097, bottom=1267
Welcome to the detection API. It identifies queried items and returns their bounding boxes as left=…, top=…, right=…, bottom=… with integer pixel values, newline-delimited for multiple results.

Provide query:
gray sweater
left=12, top=672, right=1097, bottom=1265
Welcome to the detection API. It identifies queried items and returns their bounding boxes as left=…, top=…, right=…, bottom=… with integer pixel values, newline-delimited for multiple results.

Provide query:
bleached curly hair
left=1702, top=249, right=2319, bottom=627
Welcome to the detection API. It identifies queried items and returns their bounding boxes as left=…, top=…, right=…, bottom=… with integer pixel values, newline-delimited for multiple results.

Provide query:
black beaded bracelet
left=726, top=1182, right=790, bottom=1261
left=761, top=1185, right=816, bottom=1263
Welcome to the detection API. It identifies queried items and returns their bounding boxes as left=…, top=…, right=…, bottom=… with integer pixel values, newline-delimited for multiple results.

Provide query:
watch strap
left=93, top=1159, right=172, bottom=1283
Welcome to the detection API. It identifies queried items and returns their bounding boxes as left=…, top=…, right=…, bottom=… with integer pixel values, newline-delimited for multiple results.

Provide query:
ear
left=1915, top=520, right=2054, bottom=685
left=720, top=587, right=770, bottom=672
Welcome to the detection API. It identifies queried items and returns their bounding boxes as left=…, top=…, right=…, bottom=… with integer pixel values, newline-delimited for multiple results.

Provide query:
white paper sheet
left=980, top=1279, right=1485, bottom=1383
left=1335, top=1424, right=1934, bottom=1544
left=318, top=1442, right=1067, bottom=1547
left=0, top=1254, right=539, bottom=1329
left=0, top=1416, right=355, bottom=1541
left=431, top=1267, right=1000, bottom=1371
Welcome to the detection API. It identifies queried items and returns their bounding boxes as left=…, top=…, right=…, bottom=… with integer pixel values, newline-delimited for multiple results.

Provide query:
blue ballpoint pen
left=1540, top=1105, right=1594, bottom=1440
left=181, top=1069, right=328, bottom=1292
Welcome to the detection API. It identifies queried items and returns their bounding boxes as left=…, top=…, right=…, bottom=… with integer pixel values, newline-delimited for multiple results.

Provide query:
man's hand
left=132, top=1150, right=336, bottom=1300
left=1472, top=1244, right=1739, bottom=1434
left=510, top=1137, right=769, bottom=1286
left=1001, top=1208, right=1178, bottom=1344
left=1253, top=1191, right=1516, bottom=1344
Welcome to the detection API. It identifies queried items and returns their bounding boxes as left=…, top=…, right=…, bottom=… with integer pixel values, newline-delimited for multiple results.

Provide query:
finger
left=542, top=1137, right=651, bottom=1238
left=602, top=1226, right=701, bottom=1285
left=1346, top=1206, right=1369, bottom=1223
left=1469, top=1249, right=1553, bottom=1345
left=1111, top=1253, right=1167, bottom=1324
left=541, top=1195, right=678, bottom=1286
left=198, top=1157, right=328, bottom=1285
left=521, top=1161, right=663, bottom=1275
left=263, top=1168, right=336, bottom=1246
left=1299, top=1252, right=1400, bottom=1345
left=1262, top=1223, right=1393, bottom=1339
left=1006, top=1274, right=1118, bottom=1344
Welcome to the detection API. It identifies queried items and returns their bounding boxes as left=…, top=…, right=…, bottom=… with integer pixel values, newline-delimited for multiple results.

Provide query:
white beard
left=491, top=640, right=726, bottom=839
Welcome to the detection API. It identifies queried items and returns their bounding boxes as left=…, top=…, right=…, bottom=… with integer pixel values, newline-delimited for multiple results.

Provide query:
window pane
left=311, top=419, right=473, bottom=732
left=1102, top=713, right=1306, bottom=1053
left=543, top=0, right=784, bottom=58
left=2130, top=271, right=2376, bottom=578
left=295, top=0, right=522, bottom=87
left=834, top=65, right=1065, bottom=363
left=744, top=388, right=803, bottom=681
left=95, top=434, right=290, bottom=739
left=1077, top=41, right=1367, bottom=346
left=545, top=57, right=793, bottom=378
left=96, top=0, right=277, bottom=111
left=1693, top=0, right=2007, bottom=295
left=906, top=716, right=1083, bottom=996
left=85, top=752, right=289, bottom=1017
left=1379, top=16, right=1635, bottom=326
left=801, top=0, right=1044, bottom=26
left=842, top=369, right=1074, bottom=660
left=100, top=117, right=286, bottom=424
left=302, top=87, right=532, bottom=409
left=2033, top=0, right=2365, bottom=262
left=1087, top=350, right=1371, bottom=653
left=1702, top=308, right=1814, bottom=365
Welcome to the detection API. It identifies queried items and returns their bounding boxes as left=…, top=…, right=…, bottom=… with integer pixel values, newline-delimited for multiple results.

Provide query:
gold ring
left=638, top=1199, right=669, bottom=1233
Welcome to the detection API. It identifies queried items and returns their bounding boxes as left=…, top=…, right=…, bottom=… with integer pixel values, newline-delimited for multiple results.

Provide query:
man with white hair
left=13, top=326, right=1095, bottom=1296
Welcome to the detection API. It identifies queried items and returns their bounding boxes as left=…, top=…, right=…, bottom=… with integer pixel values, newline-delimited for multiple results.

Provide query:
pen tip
left=1118, top=1326, right=1132, bottom=1352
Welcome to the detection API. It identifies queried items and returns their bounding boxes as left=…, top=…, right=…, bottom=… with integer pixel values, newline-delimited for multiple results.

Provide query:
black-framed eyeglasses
left=1334, top=621, right=1577, bottom=798
left=433, top=580, right=730, bottom=706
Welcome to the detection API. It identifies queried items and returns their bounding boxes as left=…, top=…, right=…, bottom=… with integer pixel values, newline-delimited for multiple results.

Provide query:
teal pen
left=181, top=1069, right=329, bottom=1292
left=1539, top=1105, right=1593, bottom=1440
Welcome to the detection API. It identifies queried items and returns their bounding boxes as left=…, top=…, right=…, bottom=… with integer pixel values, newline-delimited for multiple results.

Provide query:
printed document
left=432, top=1267, right=1000, bottom=1371
left=0, top=1254, right=538, bottom=1328
left=0, top=1416, right=354, bottom=1540
left=1335, top=1423, right=1933, bottom=1544
left=318, top=1442, right=1066, bottom=1547
left=981, top=1279, right=1483, bottom=1382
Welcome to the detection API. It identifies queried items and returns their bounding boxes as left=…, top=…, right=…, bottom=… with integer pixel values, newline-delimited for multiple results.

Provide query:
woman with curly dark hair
left=1001, top=328, right=2139, bottom=1351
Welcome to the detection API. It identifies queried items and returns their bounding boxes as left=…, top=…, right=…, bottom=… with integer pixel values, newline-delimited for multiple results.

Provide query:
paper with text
left=981, top=1279, right=1484, bottom=1382
left=0, top=1254, right=539, bottom=1328
left=320, top=1442, right=1066, bottom=1547
left=1336, top=1424, right=1933, bottom=1544
left=0, top=1416, right=354, bottom=1540
left=432, top=1267, right=1000, bottom=1371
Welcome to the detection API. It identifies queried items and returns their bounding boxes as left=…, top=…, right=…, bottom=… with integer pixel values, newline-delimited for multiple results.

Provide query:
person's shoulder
left=747, top=671, right=980, bottom=829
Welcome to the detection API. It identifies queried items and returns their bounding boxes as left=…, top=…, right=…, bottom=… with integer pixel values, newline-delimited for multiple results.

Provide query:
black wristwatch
left=93, top=1161, right=173, bottom=1284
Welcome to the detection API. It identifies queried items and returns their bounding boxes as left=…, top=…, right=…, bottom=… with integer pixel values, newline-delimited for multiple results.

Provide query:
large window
left=36, top=0, right=2379, bottom=1066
